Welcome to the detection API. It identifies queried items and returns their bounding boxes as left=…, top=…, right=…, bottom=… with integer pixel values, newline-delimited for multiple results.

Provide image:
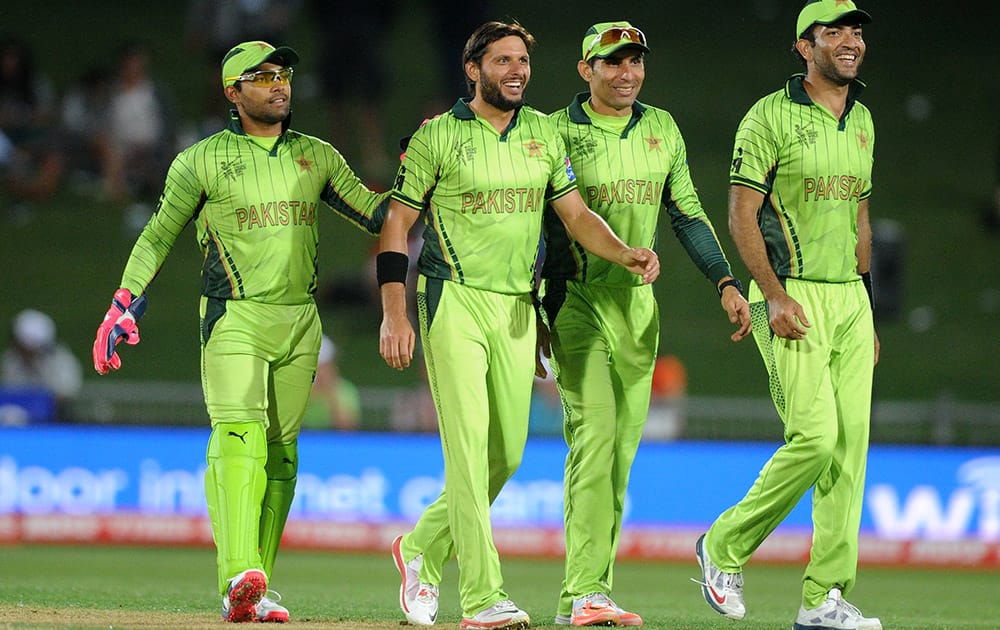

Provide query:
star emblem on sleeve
left=294, top=156, right=314, bottom=172
left=857, top=131, right=869, bottom=151
left=644, top=134, right=663, bottom=151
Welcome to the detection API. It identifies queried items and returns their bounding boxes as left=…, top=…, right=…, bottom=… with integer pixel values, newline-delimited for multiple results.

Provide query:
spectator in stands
left=103, top=42, right=176, bottom=208
left=0, top=36, right=64, bottom=208
left=1, top=309, right=82, bottom=420
left=301, top=335, right=361, bottom=431
left=59, top=65, right=114, bottom=197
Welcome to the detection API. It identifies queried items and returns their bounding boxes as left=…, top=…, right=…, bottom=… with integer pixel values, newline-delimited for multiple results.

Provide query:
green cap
left=581, top=22, right=649, bottom=62
left=796, top=0, right=871, bottom=38
left=221, top=40, right=299, bottom=87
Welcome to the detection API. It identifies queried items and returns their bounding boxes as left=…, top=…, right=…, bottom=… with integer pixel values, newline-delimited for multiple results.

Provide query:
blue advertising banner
left=3, top=426, right=999, bottom=545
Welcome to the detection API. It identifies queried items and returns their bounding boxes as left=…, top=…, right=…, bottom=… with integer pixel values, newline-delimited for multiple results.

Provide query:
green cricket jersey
left=120, top=112, right=388, bottom=304
left=730, top=74, right=874, bottom=283
left=391, top=99, right=577, bottom=295
left=543, top=94, right=732, bottom=287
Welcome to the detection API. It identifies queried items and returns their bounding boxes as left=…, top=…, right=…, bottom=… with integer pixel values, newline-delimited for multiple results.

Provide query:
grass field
left=0, top=544, right=996, bottom=629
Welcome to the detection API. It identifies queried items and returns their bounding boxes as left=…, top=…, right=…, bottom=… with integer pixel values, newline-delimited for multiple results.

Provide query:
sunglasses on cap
left=584, top=26, right=647, bottom=59
left=225, top=67, right=294, bottom=87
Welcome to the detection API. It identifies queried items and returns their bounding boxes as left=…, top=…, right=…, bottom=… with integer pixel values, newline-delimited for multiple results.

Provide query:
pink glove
left=92, top=289, right=147, bottom=375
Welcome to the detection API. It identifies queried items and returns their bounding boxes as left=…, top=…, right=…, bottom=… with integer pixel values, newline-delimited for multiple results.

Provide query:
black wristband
left=376, top=251, right=409, bottom=286
left=717, top=277, right=744, bottom=297
left=860, top=271, right=874, bottom=309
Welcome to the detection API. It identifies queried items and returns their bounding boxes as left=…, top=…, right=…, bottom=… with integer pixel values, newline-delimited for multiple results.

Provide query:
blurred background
left=1, top=0, right=998, bottom=444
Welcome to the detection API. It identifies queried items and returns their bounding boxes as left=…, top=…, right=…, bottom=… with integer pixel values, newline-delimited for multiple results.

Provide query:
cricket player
left=377, top=21, right=659, bottom=630
left=541, top=21, right=751, bottom=627
left=91, top=41, right=389, bottom=623
left=694, top=2, right=882, bottom=629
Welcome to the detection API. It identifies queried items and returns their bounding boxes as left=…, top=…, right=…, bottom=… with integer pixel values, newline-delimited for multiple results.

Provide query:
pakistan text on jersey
left=460, top=187, right=546, bottom=215
left=234, top=201, right=318, bottom=231
left=585, top=179, right=664, bottom=210
left=802, top=175, right=867, bottom=202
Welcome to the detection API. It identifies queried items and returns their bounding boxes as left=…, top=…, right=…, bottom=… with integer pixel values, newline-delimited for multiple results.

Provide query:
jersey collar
left=566, top=92, right=646, bottom=137
left=451, top=97, right=523, bottom=140
left=785, top=74, right=866, bottom=130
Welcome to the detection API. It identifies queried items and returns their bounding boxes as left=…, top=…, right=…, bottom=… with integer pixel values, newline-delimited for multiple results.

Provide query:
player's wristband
left=860, top=271, right=874, bottom=310
left=717, top=277, right=744, bottom=297
left=376, top=251, right=409, bottom=286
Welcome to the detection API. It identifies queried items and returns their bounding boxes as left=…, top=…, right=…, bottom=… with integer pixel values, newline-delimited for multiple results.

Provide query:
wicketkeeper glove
left=92, top=288, right=147, bottom=375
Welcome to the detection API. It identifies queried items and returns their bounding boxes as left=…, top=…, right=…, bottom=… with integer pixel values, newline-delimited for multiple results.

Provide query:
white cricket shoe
left=221, top=569, right=267, bottom=623
left=392, top=534, right=439, bottom=625
left=793, top=588, right=882, bottom=630
left=693, top=533, right=745, bottom=620
left=461, top=599, right=530, bottom=629
left=256, top=590, right=289, bottom=623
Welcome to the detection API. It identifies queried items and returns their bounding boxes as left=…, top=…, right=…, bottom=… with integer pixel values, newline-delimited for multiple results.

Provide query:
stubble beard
left=245, top=99, right=291, bottom=126
left=816, top=53, right=862, bottom=87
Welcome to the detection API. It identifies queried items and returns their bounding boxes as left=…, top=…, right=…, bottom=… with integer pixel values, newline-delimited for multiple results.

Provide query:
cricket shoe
left=566, top=593, right=620, bottom=626
left=461, top=599, right=530, bottom=629
left=256, top=590, right=289, bottom=623
left=555, top=594, right=641, bottom=626
left=606, top=595, right=642, bottom=627
left=793, top=588, right=882, bottom=630
left=392, top=534, right=438, bottom=625
left=693, top=534, right=745, bottom=620
left=221, top=569, right=267, bottom=623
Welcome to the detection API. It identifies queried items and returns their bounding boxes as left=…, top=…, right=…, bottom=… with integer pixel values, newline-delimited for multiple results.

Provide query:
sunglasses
left=226, top=67, right=294, bottom=86
left=584, top=27, right=647, bottom=59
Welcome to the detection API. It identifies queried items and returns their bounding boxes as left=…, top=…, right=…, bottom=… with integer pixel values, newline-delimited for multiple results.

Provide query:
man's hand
left=93, top=289, right=146, bottom=375
left=721, top=286, right=752, bottom=342
left=767, top=293, right=810, bottom=340
left=618, top=247, right=660, bottom=284
left=377, top=267, right=415, bottom=370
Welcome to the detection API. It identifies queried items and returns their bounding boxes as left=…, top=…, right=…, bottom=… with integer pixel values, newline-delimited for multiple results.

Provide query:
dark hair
left=462, top=21, right=536, bottom=96
left=791, top=26, right=817, bottom=67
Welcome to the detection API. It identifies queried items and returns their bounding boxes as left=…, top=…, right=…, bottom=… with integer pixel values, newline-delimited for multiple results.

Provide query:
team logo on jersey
left=220, top=157, right=246, bottom=181
left=524, top=138, right=544, bottom=157
left=794, top=123, right=818, bottom=147
left=856, top=131, right=870, bottom=151
left=454, top=138, right=477, bottom=165
left=564, top=156, right=576, bottom=182
left=644, top=134, right=663, bottom=151
left=294, top=155, right=314, bottom=172
left=570, top=135, right=598, bottom=158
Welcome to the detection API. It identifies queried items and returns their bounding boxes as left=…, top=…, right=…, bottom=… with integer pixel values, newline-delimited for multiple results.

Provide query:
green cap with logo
left=581, top=21, right=650, bottom=62
left=221, top=40, right=300, bottom=87
left=796, top=0, right=871, bottom=38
